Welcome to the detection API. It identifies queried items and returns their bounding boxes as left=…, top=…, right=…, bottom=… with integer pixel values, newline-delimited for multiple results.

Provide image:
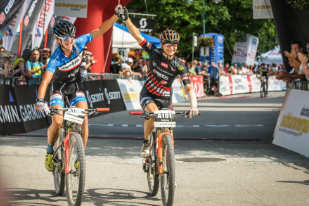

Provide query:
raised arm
left=91, top=15, right=118, bottom=39
left=125, top=18, right=144, bottom=44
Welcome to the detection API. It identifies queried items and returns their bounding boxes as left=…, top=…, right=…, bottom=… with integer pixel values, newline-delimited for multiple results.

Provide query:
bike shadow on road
left=6, top=187, right=66, bottom=206
left=1, top=135, right=309, bottom=176
left=7, top=187, right=160, bottom=206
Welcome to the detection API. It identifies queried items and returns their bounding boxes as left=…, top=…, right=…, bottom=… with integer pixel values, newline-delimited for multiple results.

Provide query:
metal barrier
left=286, top=79, right=309, bottom=91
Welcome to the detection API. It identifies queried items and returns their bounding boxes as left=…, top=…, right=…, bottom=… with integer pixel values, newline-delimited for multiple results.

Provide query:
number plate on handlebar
left=63, top=108, right=85, bottom=124
left=154, top=110, right=176, bottom=128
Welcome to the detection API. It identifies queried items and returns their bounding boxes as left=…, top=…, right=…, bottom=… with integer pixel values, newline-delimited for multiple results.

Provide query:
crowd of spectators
left=110, top=49, right=149, bottom=80
left=0, top=45, right=97, bottom=86
left=1, top=39, right=308, bottom=94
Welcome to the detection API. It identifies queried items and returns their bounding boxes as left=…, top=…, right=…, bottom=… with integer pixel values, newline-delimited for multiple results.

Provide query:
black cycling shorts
left=140, top=88, right=171, bottom=111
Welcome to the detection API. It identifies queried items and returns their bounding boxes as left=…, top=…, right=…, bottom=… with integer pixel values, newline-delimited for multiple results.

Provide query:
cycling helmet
left=160, top=29, right=180, bottom=44
left=53, top=20, right=76, bottom=38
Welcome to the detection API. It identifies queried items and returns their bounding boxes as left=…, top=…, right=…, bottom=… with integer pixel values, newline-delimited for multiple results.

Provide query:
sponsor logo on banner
left=278, top=113, right=309, bottom=136
left=54, top=0, right=88, bottom=18
left=131, top=17, right=155, bottom=33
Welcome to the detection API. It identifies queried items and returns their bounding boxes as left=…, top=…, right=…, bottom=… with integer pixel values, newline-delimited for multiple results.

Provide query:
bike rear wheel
left=146, top=134, right=159, bottom=196
left=260, top=82, right=265, bottom=98
left=65, top=133, right=86, bottom=206
left=53, top=130, right=65, bottom=196
left=160, top=134, right=175, bottom=206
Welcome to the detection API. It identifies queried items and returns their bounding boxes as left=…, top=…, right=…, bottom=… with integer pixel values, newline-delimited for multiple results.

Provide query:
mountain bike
left=50, top=106, right=109, bottom=206
left=131, top=109, right=189, bottom=206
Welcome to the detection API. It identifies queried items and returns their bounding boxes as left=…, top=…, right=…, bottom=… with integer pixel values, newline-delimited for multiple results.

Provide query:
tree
left=126, top=0, right=277, bottom=62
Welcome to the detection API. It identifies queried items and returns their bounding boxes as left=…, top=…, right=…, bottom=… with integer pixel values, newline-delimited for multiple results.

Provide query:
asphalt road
left=1, top=91, right=309, bottom=206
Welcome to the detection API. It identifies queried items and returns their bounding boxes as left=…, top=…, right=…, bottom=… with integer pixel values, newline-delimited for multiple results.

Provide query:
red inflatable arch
left=75, top=0, right=131, bottom=73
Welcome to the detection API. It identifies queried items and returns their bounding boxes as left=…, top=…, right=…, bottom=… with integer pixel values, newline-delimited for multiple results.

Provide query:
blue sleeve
left=46, top=53, right=58, bottom=74
left=74, top=33, right=93, bottom=51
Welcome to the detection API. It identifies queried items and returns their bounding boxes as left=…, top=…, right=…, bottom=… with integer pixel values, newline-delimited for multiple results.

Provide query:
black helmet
left=53, top=20, right=76, bottom=38
left=160, top=29, right=180, bottom=44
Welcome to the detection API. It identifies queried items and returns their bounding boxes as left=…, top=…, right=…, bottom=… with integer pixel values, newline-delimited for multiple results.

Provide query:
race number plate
left=63, top=108, right=85, bottom=124
left=154, top=110, right=176, bottom=128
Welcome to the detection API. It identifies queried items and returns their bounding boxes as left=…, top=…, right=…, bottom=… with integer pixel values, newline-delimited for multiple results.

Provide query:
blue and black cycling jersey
left=46, top=33, right=93, bottom=94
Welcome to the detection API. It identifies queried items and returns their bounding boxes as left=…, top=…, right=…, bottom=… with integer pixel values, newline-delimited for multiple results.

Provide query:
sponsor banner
left=2, top=0, right=31, bottom=51
left=268, top=75, right=283, bottom=91
left=32, top=0, right=55, bottom=49
left=130, top=17, right=155, bottom=34
left=0, top=0, right=24, bottom=31
left=0, top=85, right=48, bottom=135
left=117, top=79, right=143, bottom=111
left=172, top=79, right=187, bottom=104
left=219, top=74, right=287, bottom=95
left=253, top=0, right=273, bottom=19
left=218, top=75, right=231, bottom=96
left=84, top=80, right=125, bottom=113
left=54, top=0, right=88, bottom=18
left=273, top=89, right=309, bottom=157
left=232, top=75, right=249, bottom=94
left=190, top=75, right=205, bottom=98
left=21, top=0, right=44, bottom=51
left=232, top=34, right=259, bottom=66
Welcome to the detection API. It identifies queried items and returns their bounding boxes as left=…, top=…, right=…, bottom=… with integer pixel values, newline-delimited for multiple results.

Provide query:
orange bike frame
left=157, top=131, right=174, bottom=174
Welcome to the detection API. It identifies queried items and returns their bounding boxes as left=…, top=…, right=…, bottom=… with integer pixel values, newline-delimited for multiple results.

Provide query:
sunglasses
left=58, top=36, right=73, bottom=42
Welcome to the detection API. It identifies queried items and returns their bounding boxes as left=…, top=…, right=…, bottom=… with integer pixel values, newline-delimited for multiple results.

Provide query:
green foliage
left=126, top=0, right=277, bottom=62
left=288, top=0, right=309, bottom=10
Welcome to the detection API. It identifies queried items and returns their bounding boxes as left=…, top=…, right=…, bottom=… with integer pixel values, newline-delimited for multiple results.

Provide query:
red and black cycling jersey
left=139, top=39, right=190, bottom=99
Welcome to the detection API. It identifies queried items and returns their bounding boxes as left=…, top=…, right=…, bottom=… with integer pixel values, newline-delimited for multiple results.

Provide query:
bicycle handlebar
left=129, top=110, right=200, bottom=118
left=49, top=107, right=110, bottom=115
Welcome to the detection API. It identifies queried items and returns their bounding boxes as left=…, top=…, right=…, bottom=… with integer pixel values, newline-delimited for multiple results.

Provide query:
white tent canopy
left=112, top=25, right=141, bottom=49
left=259, top=46, right=283, bottom=65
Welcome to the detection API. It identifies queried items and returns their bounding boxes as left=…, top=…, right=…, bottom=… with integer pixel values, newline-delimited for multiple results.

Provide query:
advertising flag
left=2, top=0, right=31, bottom=51
left=21, top=0, right=44, bottom=50
left=0, top=0, right=24, bottom=31
left=32, top=0, right=55, bottom=49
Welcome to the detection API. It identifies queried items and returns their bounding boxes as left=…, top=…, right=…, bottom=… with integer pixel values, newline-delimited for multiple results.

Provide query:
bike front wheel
left=65, top=133, right=86, bottom=206
left=146, top=135, right=159, bottom=196
left=53, top=130, right=65, bottom=196
left=160, top=134, right=175, bottom=206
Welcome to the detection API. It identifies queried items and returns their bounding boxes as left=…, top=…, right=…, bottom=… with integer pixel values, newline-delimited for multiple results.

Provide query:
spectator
left=40, top=48, right=51, bottom=65
left=195, top=61, right=202, bottom=75
left=120, top=57, right=141, bottom=79
left=223, top=63, right=230, bottom=75
left=12, top=49, right=32, bottom=83
left=131, top=58, right=144, bottom=78
left=110, top=52, right=122, bottom=74
left=189, top=60, right=198, bottom=76
left=25, top=48, right=45, bottom=85
left=0, top=52, right=12, bottom=78
left=207, top=61, right=220, bottom=95
left=0, top=46, right=5, bottom=54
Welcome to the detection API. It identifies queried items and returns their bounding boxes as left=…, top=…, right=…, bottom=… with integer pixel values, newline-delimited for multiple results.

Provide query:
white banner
left=172, top=79, right=187, bottom=104
left=32, top=0, right=54, bottom=49
left=253, top=0, right=273, bottom=19
left=219, top=74, right=286, bottom=95
left=54, top=0, right=88, bottom=18
left=117, top=79, right=143, bottom=111
left=273, top=89, right=309, bottom=157
left=232, top=34, right=259, bottom=66
left=2, top=0, right=31, bottom=51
